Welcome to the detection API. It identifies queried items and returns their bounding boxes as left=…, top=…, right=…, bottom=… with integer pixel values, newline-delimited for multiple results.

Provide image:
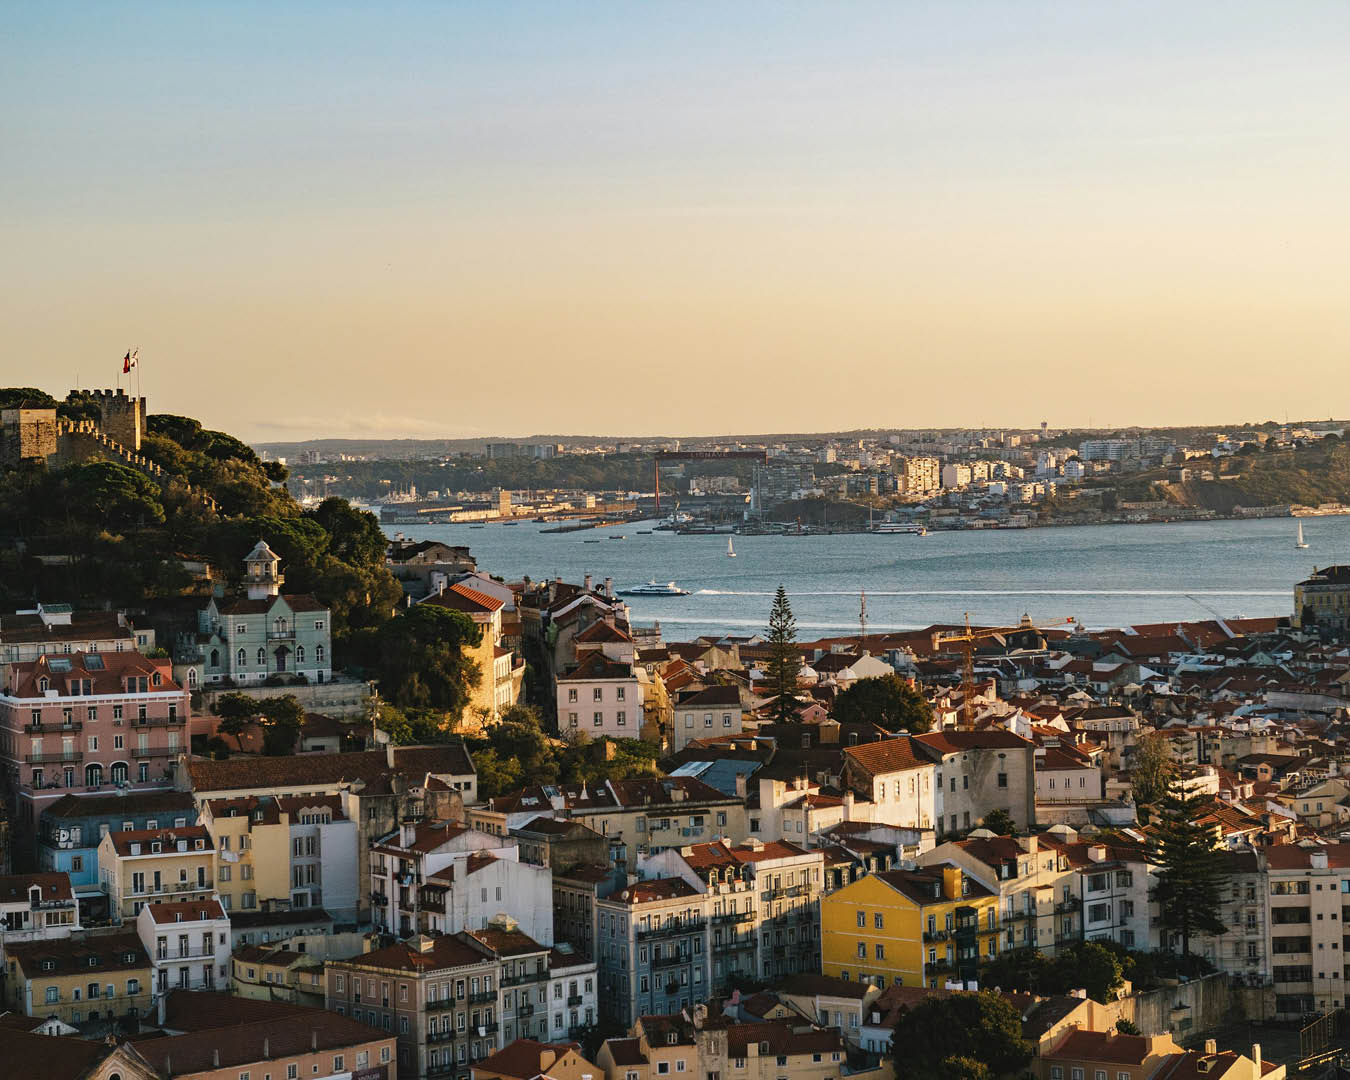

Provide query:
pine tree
left=765, top=585, right=801, bottom=722
left=1148, top=784, right=1228, bottom=958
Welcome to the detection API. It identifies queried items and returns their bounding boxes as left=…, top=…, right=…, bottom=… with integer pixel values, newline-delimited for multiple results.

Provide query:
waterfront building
left=557, top=652, right=647, bottom=741
left=820, top=864, right=1000, bottom=988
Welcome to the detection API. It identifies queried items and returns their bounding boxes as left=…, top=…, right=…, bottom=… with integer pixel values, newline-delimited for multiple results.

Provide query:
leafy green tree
left=560, top=736, right=662, bottom=786
left=765, top=585, right=802, bottom=722
left=832, top=673, right=933, bottom=732
left=215, top=691, right=259, bottom=751
left=0, top=387, right=59, bottom=410
left=890, top=991, right=1032, bottom=1080
left=1148, top=784, right=1228, bottom=958
left=1068, top=942, right=1125, bottom=1003
left=1116, top=1019, right=1141, bottom=1036
left=980, top=808, right=1016, bottom=836
left=1131, top=731, right=1175, bottom=808
left=258, top=694, right=305, bottom=756
left=937, top=1058, right=990, bottom=1080
left=472, top=747, right=524, bottom=799
left=346, top=604, right=482, bottom=714
left=978, top=947, right=1053, bottom=994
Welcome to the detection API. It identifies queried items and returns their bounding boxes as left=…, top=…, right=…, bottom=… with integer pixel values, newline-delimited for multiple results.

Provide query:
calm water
left=385, top=516, right=1350, bottom=640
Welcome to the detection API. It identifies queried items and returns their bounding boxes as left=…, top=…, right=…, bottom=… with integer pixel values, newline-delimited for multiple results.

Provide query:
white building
left=0, top=872, right=80, bottom=948
left=135, top=896, right=230, bottom=994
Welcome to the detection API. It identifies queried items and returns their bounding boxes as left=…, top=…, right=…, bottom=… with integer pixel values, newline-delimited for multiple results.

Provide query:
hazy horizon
left=6, top=2, right=1350, bottom=441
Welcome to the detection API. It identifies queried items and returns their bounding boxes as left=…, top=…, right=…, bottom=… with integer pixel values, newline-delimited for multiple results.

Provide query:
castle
left=0, top=389, right=216, bottom=509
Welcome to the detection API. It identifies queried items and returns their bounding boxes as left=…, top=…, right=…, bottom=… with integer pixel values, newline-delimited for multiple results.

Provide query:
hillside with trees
left=0, top=387, right=401, bottom=646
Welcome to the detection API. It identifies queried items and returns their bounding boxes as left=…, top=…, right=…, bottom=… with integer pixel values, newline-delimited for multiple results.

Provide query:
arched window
left=296, top=645, right=305, bottom=664
left=256, top=647, right=266, bottom=666
left=187, top=668, right=198, bottom=687
left=209, top=649, right=219, bottom=668
left=275, top=617, right=287, bottom=633
left=39, top=677, right=49, bottom=692
left=316, top=644, right=325, bottom=664
left=237, top=648, right=246, bottom=667
left=84, top=763, right=103, bottom=787
left=110, top=762, right=128, bottom=784
left=151, top=671, right=161, bottom=686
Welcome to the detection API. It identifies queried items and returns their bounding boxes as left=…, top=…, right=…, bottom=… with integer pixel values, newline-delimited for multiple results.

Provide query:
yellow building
left=97, top=826, right=215, bottom=921
left=4, top=930, right=152, bottom=1025
left=820, top=865, right=1000, bottom=989
left=231, top=942, right=326, bottom=1008
left=198, top=797, right=295, bottom=915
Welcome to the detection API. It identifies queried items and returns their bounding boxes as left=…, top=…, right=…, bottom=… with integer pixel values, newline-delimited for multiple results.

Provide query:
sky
left=4, top=2, right=1350, bottom=442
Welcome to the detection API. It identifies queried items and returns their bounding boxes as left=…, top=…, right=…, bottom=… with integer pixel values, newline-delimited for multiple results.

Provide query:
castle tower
left=91, top=388, right=146, bottom=451
left=242, top=539, right=284, bottom=600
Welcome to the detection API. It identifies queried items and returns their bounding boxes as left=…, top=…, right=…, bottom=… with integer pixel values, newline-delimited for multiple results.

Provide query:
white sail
left=727, top=537, right=737, bottom=557
left=1297, top=521, right=1308, bottom=549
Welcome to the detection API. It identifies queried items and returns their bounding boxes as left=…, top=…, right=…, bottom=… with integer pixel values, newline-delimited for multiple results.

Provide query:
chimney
left=263, top=1037, right=270, bottom=1059
left=213, top=1050, right=220, bottom=1068
left=734, top=774, right=747, bottom=799
left=312, top=1030, right=318, bottom=1051
left=386, top=742, right=395, bottom=769
left=1252, top=1045, right=1261, bottom=1075
left=604, top=576, right=613, bottom=597
left=584, top=574, right=593, bottom=592
left=1204, top=1039, right=1217, bottom=1055
left=401, top=821, right=415, bottom=847
left=942, top=866, right=963, bottom=900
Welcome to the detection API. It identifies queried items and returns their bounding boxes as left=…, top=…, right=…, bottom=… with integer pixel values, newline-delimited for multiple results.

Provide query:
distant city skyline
left=5, top=2, right=1349, bottom=441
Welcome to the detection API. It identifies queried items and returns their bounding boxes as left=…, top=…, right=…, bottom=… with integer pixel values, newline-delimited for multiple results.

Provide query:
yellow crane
left=934, top=614, right=1077, bottom=729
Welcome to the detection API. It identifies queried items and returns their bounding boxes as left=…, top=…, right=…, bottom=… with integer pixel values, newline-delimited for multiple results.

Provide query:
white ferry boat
left=618, top=580, right=691, bottom=597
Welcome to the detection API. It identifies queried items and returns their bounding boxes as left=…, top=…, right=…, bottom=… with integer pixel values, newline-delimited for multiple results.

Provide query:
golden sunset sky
left=4, top=2, right=1349, bottom=440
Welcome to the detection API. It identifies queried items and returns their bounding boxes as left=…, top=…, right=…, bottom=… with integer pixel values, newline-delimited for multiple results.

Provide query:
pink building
left=0, top=651, right=199, bottom=831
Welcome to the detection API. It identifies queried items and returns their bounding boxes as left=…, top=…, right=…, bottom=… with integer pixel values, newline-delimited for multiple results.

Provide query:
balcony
left=24, top=721, right=82, bottom=735
left=653, top=952, right=692, bottom=969
left=25, top=751, right=82, bottom=764
left=1055, top=899, right=1081, bottom=913
left=500, top=970, right=547, bottom=987
left=132, top=746, right=174, bottom=758
left=567, top=994, right=583, bottom=1006
left=371, top=892, right=389, bottom=905
left=637, top=920, right=705, bottom=940
left=476, top=1022, right=499, bottom=1036
left=924, top=960, right=952, bottom=976
left=517, top=1003, right=534, bottom=1017
left=468, top=991, right=495, bottom=1004
left=426, top=1029, right=458, bottom=1044
left=267, top=629, right=296, bottom=640
left=922, top=929, right=951, bottom=943
left=132, top=716, right=186, bottom=728
left=712, top=910, right=754, bottom=925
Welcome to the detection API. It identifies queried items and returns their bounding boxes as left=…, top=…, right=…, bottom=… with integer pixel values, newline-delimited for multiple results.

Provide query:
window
left=593, top=687, right=604, bottom=701
left=856, top=911, right=865, bottom=928
left=568, top=689, right=578, bottom=703
left=874, top=913, right=884, bottom=929
left=594, top=712, right=603, bottom=727
left=875, top=944, right=885, bottom=960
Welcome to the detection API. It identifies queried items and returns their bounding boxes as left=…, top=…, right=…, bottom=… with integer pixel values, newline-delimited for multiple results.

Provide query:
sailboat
left=1296, top=521, right=1309, bottom=549
left=727, top=536, right=737, bottom=558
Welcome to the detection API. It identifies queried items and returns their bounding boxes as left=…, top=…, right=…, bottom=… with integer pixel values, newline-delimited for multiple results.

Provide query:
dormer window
left=41, top=960, right=54, bottom=971
left=151, top=672, right=161, bottom=686
left=150, top=842, right=161, bottom=854
left=38, top=677, right=49, bottom=693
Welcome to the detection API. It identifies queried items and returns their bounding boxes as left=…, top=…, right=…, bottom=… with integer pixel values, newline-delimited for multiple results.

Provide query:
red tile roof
left=843, top=737, right=929, bottom=775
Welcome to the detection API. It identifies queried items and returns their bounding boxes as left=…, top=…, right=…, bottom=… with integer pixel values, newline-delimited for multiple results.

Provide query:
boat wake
left=693, top=588, right=1285, bottom=598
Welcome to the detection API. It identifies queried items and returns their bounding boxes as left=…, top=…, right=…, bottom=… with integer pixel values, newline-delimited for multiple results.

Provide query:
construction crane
left=933, top=614, right=1077, bottom=729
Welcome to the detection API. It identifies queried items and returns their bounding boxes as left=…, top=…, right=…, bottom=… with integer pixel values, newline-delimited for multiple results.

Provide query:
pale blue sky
left=4, top=3, right=1349, bottom=439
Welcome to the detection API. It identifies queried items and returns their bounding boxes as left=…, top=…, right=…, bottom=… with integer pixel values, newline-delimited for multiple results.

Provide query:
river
left=383, top=516, right=1343, bottom=640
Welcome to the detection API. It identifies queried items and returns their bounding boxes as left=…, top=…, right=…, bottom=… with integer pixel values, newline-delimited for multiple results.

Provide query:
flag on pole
left=123, top=349, right=138, bottom=374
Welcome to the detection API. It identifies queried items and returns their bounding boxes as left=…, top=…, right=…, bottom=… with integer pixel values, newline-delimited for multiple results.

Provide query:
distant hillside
left=1120, top=439, right=1350, bottom=514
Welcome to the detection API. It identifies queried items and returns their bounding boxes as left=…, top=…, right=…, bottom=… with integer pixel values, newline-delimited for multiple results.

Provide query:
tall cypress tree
left=1148, top=784, right=1228, bottom=958
left=765, top=585, right=801, bottom=722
